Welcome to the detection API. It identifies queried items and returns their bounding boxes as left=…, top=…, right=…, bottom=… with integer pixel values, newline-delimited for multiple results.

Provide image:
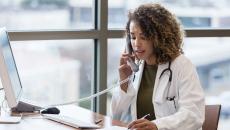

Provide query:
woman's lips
left=135, top=49, right=144, bottom=52
left=135, top=50, right=145, bottom=55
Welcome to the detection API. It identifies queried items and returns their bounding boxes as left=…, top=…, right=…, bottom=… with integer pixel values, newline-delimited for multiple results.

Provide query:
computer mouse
left=41, top=107, right=60, bottom=114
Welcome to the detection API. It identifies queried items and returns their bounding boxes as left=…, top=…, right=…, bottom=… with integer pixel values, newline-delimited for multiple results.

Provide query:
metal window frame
left=9, top=28, right=230, bottom=41
left=7, top=0, right=230, bottom=115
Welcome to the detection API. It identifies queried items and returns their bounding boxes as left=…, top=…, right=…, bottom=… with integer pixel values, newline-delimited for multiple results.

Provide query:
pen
left=141, top=113, right=150, bottom=119
left=95, top=119, right=103, bottom=124
left=128, top=114, right=150, bottom=129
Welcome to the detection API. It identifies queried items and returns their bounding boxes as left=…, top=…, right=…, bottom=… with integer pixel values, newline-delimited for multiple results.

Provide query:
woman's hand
left=119, top=53, right=134, bottom=92
left=119, top=53, right=133, bottom=78
left=127, top=119, right=158, bottom=130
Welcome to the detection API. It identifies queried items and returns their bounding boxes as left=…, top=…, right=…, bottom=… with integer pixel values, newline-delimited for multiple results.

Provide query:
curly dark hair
left=126, top=3, right=184, bottom=64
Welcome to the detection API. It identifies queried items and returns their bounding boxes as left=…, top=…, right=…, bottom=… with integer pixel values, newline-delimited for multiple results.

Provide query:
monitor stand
left=0, top=115, right=21, bottom=124
left=11, top=99, right=43, bottom=113
left=0, top=106, right=21, bottom=124
left=0, top=99, right=42, bottom=124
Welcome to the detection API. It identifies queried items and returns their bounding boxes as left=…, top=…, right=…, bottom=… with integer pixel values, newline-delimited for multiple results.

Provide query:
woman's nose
left=134, top=38, right=141, bottom=47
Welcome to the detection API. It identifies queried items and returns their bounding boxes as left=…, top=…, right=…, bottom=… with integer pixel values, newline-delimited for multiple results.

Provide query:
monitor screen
left=0, top=27, right=22, bottom=108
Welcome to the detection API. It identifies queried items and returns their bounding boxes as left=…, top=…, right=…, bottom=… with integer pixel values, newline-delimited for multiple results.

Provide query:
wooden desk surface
left=0, top=105, right=127, bottom=130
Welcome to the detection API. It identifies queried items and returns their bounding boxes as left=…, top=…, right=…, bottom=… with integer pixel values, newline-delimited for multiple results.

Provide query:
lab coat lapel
left=153, top=62, right=170, bottom=103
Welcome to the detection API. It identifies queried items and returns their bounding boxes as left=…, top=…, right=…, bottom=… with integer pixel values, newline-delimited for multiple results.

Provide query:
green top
left=136, top=64, right=157, bottom=120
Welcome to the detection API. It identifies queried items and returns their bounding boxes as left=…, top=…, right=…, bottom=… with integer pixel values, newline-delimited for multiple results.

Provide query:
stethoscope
left=159, top=62, right=176, bottom=108
left=132, top=61, right=176, bottom=107
left=159, top=62, right=172, bottom=83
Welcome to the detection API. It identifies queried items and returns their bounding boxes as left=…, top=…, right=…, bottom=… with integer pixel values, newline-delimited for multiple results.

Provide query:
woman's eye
left=140, top=36, right=147, bottom=40
left=130, top=37, right=136, bottom=40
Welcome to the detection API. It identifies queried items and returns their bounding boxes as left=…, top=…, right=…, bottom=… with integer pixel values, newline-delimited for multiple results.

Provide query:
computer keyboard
left=42, top=114, right=101, bottom=129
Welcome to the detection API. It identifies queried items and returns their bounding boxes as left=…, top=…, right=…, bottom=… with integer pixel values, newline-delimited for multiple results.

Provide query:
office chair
left=202, top=105, right=221, bottom=130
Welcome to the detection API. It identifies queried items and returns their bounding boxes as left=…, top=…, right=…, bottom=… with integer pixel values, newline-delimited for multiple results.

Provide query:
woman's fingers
left=128, top=119, right=145, bottom=129
left=119, top=53, right=136, bottom=82
left=128, top=119, right=157, bottom=130
left=132, top=121, right=147, bottom=129
left=120, top=53, right=136, bottom=65
left=119, top=64, right=132, bottom=76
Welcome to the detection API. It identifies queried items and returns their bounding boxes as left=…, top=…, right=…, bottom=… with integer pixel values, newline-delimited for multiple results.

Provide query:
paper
left=0, top=116, right=21, bottom=124
left=98, top=126, right=127, bottom=130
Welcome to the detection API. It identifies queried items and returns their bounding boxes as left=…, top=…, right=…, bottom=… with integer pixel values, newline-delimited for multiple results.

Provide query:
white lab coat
left=111, top=55, right=205, bottom=130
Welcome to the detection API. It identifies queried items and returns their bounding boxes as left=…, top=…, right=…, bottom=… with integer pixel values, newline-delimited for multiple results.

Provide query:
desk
left=0, top=105, right=127, bottom=130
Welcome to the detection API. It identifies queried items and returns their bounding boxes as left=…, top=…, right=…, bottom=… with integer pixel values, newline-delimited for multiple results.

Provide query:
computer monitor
left=0, top=27, right=22, bottom=108
left=0, top=27, right=41, bottom=113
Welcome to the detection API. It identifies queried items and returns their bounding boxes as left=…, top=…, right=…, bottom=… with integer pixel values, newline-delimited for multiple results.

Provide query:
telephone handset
left=126, top=34, right=139, bottom=72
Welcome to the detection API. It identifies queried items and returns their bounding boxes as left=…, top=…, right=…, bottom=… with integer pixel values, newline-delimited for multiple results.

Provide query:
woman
left=111, top=3, right=205, bottom=130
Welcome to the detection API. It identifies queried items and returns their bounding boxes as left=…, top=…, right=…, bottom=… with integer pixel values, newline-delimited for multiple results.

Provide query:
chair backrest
left=202, top=105, right=221, bottom=130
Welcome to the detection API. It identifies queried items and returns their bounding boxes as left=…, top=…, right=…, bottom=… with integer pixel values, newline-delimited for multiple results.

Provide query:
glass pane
left=108, top=0, right=230, bottom=28
left=107, top=38, right=230, bottom=130
left=107, top=38, right=125, bottom=114
left=10, top=40, right=93, bottom=109
left=108, top=0, right=126, bottom=29
left=0, top=0, right=93, bottom=30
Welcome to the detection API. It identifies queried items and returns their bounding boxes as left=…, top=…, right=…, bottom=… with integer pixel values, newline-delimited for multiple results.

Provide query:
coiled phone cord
left=44, top=76, right=130, bottom=108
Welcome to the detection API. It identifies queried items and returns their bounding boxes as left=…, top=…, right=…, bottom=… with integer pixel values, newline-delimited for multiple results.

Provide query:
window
left=11, top=40, right=93, bottom=109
